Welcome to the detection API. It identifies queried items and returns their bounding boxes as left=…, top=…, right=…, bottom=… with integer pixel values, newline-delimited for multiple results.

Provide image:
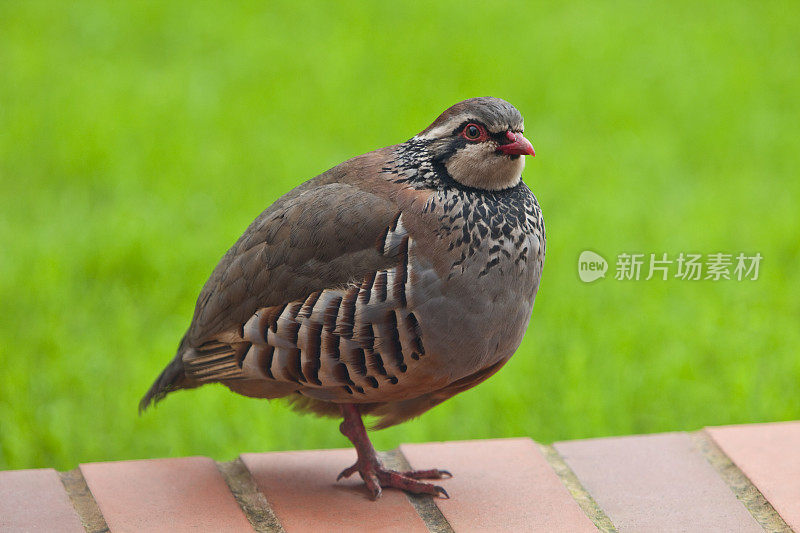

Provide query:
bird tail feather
left=139, top=336, right=193, bottom=413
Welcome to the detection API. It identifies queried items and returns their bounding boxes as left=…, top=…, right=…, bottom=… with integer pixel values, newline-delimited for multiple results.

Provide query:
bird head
left=414, top=97, right=535, bottom=191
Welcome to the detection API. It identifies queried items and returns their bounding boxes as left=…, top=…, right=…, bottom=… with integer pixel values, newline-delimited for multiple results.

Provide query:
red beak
left=496, top=131, right=535, bottom=156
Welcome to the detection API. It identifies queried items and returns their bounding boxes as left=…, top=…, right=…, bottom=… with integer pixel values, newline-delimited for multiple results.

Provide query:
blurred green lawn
left=1, top=1, right=799, bottom=471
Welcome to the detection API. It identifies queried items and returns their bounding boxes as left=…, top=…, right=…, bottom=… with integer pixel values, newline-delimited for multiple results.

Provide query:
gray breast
left=410, top=183, right=545, bottom=374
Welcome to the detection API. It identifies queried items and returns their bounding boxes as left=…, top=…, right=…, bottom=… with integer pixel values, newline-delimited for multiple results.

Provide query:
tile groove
left=690, top=431, right=793, bottom=533
left=217, top=459, right=285, bottom=533
left=537, top=443, right=617, bottom=532
left=58, top=468, right=109, bottom=533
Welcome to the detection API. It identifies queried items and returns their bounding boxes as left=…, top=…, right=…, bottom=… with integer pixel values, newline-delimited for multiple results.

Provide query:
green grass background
left=1, top=1, right=799, bottom=471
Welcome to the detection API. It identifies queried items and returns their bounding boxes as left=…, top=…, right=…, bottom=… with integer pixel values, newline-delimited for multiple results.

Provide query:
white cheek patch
left=445, top=144, right=525, bottom=191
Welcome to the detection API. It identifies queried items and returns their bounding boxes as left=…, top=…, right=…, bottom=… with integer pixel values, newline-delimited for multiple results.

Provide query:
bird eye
left=464, top=123, right=482, bottom=140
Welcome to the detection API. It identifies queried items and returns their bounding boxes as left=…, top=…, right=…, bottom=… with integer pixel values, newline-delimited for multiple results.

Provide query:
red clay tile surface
left=0, top=468, right=84, bottom=533
left=242, top=448, right=428, bottom=533
left=401, top=438, right=596, bottom=532
left=80, top=456, right=252, bottom=533
left=6, top=427, right=800, bottom=531
left=707, top=421, right=800, bottom=531
left=555, top=432, right=761, bottom=532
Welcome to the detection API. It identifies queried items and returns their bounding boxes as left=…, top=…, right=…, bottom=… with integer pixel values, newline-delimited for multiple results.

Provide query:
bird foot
left=337, top=460, right=451, bottom=500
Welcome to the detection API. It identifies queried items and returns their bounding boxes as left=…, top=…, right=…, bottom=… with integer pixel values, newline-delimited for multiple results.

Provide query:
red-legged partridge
left=141, top=97, right=545, bottom=499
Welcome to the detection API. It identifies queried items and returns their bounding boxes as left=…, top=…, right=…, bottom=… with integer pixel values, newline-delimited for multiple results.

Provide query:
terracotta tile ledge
left=1, top=422, right=798, bottom=532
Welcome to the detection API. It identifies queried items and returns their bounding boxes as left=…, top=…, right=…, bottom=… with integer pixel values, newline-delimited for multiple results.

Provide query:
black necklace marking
left=382, top=139, right=545, bottom=276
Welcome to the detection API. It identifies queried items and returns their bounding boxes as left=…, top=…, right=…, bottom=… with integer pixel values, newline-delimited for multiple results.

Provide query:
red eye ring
left=462, top=123, right=485, bottom=141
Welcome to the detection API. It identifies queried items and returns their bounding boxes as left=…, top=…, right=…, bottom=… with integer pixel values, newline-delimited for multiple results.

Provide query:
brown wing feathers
left=141, top=151, right=453, bottom=428
left=181, top=211, right=424, bottom=402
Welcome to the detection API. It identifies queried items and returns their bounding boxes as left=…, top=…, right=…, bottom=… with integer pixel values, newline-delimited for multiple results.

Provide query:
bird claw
left=336, top=463, right=359, bottom=481
left=400, top=468, right=452, bottom=480
left=337, top=460, right=452, bottom=500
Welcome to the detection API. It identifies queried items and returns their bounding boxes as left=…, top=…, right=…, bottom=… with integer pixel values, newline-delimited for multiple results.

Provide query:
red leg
left=337, top=404, right=451, bottom=500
